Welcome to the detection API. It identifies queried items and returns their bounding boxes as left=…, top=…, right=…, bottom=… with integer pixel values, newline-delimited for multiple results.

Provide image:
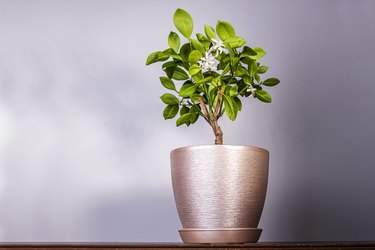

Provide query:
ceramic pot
left=170, top=145, right=269, bottom=243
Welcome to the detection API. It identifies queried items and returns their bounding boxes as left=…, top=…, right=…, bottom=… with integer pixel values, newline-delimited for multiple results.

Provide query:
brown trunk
left=198, top=96, right=223, bottom=145
left=212, top=120, right=223, bottom=145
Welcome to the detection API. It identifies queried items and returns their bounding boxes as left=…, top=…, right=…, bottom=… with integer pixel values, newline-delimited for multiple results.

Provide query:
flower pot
left=170, top=145, right=269, bottom=244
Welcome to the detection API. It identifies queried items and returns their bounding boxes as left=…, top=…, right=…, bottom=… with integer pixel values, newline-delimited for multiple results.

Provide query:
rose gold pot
left=170, top=145, right=269, bottom=244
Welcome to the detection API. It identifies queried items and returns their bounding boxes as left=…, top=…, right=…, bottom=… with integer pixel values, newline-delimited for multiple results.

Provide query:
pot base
left=179, top=228, right=262, bottom=244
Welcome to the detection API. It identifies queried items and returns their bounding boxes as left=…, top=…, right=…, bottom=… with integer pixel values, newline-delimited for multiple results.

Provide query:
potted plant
left=146, top=8, right=280, bottom=244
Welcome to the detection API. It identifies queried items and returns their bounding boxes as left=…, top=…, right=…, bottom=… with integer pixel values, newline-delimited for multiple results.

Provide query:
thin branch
left=214, top=87, right=223, bottom=118
left=199, top=97, right=211, bottom=123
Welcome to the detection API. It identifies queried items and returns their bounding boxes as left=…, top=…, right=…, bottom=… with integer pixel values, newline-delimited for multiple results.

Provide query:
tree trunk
left=212, top=120, right=223, bottom=145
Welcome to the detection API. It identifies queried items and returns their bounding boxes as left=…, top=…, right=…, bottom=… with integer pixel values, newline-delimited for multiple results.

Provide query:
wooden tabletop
left=1, top=242, right=375, bottom=249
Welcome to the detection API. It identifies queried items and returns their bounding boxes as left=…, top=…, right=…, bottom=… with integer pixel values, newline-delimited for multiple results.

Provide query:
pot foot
left=179, top=228, right=262, bottom=244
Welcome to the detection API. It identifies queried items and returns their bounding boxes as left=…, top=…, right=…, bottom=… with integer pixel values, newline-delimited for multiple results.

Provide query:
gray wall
left=0, top=0, right=374, bottom=242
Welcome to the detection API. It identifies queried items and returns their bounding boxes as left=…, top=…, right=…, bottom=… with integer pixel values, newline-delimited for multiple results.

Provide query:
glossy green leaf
left=191, top=39, right=205, bottom=54
left=168, top=32, right=180, bottom=53
left=204, top=24, right=216, bottom=39
left=243, top=75, right=251, bottom=84
left=254, top=73, right=260, bottom=83
left=235, top=66, right=248, bottom=77
left=176, top=113, right=192, bottom=126
left=173, top=8, right=193, bottom=38
left=220, top=63, right=231, bottom=76
left=180, top=106, right=189, bottom=115
left=229, top=85, right=238, bottom=97
left=249, top=47, right=267, bottom=59
left=196, top=76, right=213, bottom=84
left=192, top=72, right=203, bottom=82
left=163, top=104, right=179, bottom=119
left=172, top=67, right=189, bottom=80
left=248, top=60, right=257, bottom=77
left=159, top=76, right=176, bottom=90
left=188, top=64, right=202, bottom=75
left=224, top=36, right=246, bottom=48
left=216, top=21, right=235, bottom=41
left=257, top=66, right=269, bottom=74
left=145, top=51, right=169, bottom=65
left=263, top=77, right=280, bottom=86
left=223, top=94, right=238, bottom=121
left=188, top=50, right=203, bottom=64
left=179, top=83, right=197, bottom=97
left=255, top=90, right=272, bottom=103
left=240, top=46, right=257, bottom=58
left=162, top=60, right=178, bottom=69
left=160, top=93, right=179, bottom=105
left=189, top=112, right=199, bottom=124
left=233, top=96, right=242, bottom=111
left=196, top=33, right=211, bottom=49
left=180, top=43, right=191, bottom=62
left=190, top=94, right=201, bottom=104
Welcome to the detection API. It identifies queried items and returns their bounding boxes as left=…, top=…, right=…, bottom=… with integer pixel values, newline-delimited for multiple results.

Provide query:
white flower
left=246, top=85, right=257, bottom=97
left=209, top=38, right=226, bottom=56
left=198, top=52, right=216, bottom=71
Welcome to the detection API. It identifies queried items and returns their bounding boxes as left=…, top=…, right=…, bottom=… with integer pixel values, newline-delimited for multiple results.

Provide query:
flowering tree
left=146, top=9, right=280, bottom=145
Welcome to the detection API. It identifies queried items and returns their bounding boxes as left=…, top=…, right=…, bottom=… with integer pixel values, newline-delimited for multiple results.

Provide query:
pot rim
left=170, top=144, right=269, bottom=155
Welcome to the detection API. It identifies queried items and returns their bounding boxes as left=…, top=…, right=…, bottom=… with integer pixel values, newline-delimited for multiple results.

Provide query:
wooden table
left=1, top=242, right=375, bottom=249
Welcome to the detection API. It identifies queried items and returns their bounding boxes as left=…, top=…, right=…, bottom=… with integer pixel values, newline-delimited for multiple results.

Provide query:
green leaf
left=162, top=60, right=178, bottom=69
left=249, top=47, right=267, bottom=59
left=255, top=90, right=272, bottom=103
left=179, top=83, right=197, bottom=97
left=257, top=66, right=269, bottom=74
left=240, top=46, right=257, bottom=58
left=204, top=24, right=216, bottom=39
left=196, top=33, right=211, bottom=49
left=159, top=76, right=176, bottom=91
left=168, top=32, right=181, bottom=53
left=172, top=67, right=189, bottom=80
left=163, top=104, right=179, bottom=119
left=188, top=50, right=202, bottom=64
left=190, top=94, right=201, bottom=103
left=191, top=39, right=205, bottom=54
left=223, top=94, right=238, bottom=121
left=243, top=75, right=251, bottom=84
left=176, top=113, right=192, bottom=126
left=180, top=106, right=189, bottom=115
left=254, top=73, right=260, bottom=83
left=192, top=72, right=203, bottom=82
left=189, top=112, right=199, bottom=124
left=216, top=21, right=235, bottom=41
left=160, top=93, right=179, bottom=105
left=248, top=60, right=257, bottom=77
left=233, top=96, right=242, bottom=111
left=224, top=36, right=246, bottom=48
left=164, top=66, right=175, bottom=79
left=263, top=77, right=280, bottom=86
left=196, top=76, right=213, bottom=84
left=180, top=43, right=191, bottom=62
left=145, top=51, right=169, bottom=65
left=173, top=8, right=194, bottom=38
left=229, top=85, right=238, bottom=97
left=220, top=63, right=231, bottom=76
left=189, top=64, right=202, bottom=75
left=235, top=66, right=248, bottom=77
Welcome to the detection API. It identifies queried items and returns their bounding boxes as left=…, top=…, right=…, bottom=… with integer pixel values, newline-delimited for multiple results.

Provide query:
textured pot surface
left=170, top=145, right=269, bottom=243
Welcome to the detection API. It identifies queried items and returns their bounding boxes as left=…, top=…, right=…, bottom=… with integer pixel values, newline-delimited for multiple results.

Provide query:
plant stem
left=199, top=93, right=224, bottom=145
left=213, top=120, right=223, bottom=145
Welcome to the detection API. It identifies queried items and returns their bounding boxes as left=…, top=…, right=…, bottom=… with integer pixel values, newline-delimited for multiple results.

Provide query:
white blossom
left=198, top=52, right=216, bottom=71
left=246, top=85, right=257, bottom=97
left=209, top=38, right=226, bottom=56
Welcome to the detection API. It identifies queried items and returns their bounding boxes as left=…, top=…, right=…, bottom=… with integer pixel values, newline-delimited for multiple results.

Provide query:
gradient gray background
left=0, top=0, right=374, bottom=242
